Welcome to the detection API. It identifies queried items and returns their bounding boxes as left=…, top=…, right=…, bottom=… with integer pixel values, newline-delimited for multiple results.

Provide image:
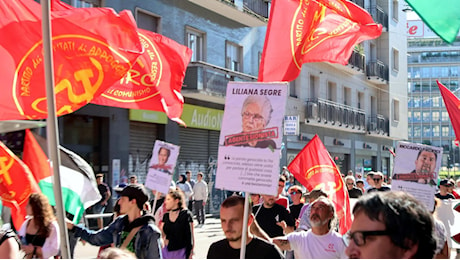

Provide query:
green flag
left=406, top=0, right=460, bottom=43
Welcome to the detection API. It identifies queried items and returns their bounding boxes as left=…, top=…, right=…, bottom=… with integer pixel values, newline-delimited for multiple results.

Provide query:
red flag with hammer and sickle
left=0, top=141, right=40, bottom=230
left=0, top=0, right=142, bottom=120
left=258, top=0, right=382, bottom=82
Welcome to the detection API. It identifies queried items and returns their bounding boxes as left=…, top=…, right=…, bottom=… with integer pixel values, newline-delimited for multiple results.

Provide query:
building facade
left=407, top=19, right=460, bottom=169
left=54, top=0, right=407, bottom=210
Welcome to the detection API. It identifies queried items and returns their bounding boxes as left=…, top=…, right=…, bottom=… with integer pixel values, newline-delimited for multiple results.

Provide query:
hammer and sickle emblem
left=0, top=157, right=14, bottom=186
left=31, top=57, right=104, bottom=114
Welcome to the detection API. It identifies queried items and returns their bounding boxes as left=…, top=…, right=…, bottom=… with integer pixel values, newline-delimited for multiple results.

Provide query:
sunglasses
left=289, top=191, right=300, bottom=195
left=373, top=178, right=382, bottom=182
left=346, top=182, right=354, bottom=185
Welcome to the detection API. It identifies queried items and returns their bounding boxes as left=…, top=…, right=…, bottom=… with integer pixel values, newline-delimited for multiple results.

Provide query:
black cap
left=120, top=184, right=149, bottom=209
left=439, top=179, right=452, bottom=187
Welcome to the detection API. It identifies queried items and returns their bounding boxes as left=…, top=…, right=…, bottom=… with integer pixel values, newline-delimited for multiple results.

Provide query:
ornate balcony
left=182, top=61, right=257, bottom=103
left=305, top=98, right=366, bottom=133
left=367, top=60, right=389, bottom=84
left=368, top=114, right=389, bottom=136
left=187, top=0, right=268, bottom=27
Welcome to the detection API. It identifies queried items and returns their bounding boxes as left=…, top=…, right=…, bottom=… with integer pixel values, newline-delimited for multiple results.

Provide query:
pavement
left=73, top=214, right=224, bottom=259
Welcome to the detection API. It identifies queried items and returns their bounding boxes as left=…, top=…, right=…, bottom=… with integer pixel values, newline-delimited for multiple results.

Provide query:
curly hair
left=28, top=193, right=55, bottom=237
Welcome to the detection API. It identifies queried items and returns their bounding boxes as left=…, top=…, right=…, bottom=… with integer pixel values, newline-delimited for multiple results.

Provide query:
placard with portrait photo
left=145, top=140, right=180, bottom=194
left=392, top=141, right=442, bottom=210
left=216, top=82, right=287, bottom=195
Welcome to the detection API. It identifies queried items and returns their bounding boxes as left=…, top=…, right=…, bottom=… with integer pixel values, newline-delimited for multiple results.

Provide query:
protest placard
left=145, top=140, right=180, bottom=194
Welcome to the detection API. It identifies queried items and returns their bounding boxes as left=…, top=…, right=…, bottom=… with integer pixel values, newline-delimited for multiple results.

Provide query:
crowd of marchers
left=0, top=167, right=457, bottom=259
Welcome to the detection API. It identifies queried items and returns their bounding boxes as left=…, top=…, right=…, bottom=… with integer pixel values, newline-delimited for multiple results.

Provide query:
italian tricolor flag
left=22, top=129, right=101, bottom=223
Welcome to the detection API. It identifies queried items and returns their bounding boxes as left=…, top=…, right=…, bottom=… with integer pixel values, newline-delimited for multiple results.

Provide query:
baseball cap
left=120, top=184, right=149, bottom=209
left=440, top=179, right=452, bottom=187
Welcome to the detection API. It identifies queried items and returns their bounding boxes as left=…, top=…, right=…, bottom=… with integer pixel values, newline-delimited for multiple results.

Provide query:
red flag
left=51, top=0, right=192, bottom=125
left=437, top=80, right=460, bottom=143
left=22, top=129, right=52, bottom=184
left=0, top=141, right=40, bottom=230
left=0, top=0, right=142, bottom=120
left=258, top=0, right=382, bottom=82
left=287, top=134, right=352, bottom=234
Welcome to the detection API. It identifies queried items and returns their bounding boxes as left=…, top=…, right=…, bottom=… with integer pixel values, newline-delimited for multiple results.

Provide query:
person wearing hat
left=435, top=179, right=455, bottom=200
left=66, top=184, right=162, bottom=259
left=94, top=173, right=111, bottom=229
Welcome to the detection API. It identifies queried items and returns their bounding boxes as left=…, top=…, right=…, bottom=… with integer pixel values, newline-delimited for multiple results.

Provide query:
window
left=186, top=26, right=206, bottom=62
left=433, top=126, right=440, bottom=137
left=423, top=126, right=431, bottom=137
left=74, top=0, right=101, bottom=7
left=309, top=75, right=318, bottom=99
left=422, top=112, right=431, bottom=121
left=226, top=41, right=243, bottom=72
left=432, top=97, right=440, bottom=107
left=327, top=81, right=337, bottom=102
left=442, top=111, right=449, bottom=121
left=392, top=48, right=399, bottom=71
left=358, top=92, right=364, bottom=109
left=136, top=9, right=160, bottom=32
left=413, top=111, right=421, bottom=122
left=392, top=0, right=399, bottom=21
left=442, top=126, right=450, bottom=136
left=432, top=111, right=440, bottom=121
left=344, top=87, right=351, bottom=106
left=414, top=126, right=421, bottom=137
left=393, top=99, right=400, bottom=122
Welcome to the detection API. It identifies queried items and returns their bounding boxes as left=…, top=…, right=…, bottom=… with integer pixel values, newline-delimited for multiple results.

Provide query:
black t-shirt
left=252, top=204, right=295, bottom=238
left=289, top=203, right=304, bottom=220
left=348, top=187, right=363, bottom=198
left=162, top=209, right=194, bottom=257
left=367, top=186, right=391, bottom=193
left=207, top=237, right=284, bottom=259
left=435, top=192, right=455, bottom=200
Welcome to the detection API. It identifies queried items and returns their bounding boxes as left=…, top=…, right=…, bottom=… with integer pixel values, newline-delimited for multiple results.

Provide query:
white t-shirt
left=287, top=229, right=347, bottom=259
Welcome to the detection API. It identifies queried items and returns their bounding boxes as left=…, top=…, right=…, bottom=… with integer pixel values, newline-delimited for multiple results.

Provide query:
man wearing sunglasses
left=366, top=171, right=390, bottom=193
left=272, top=197, right=347, bottom=258
left=345, top=191, right=436, bottom=258
left=344, top=176, right=363, bottom=198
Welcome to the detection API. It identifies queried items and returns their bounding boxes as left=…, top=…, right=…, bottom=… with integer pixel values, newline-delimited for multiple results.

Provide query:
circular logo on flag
left=13, top=35, right=132, bottom=119
left=100, top=32, right=162, bottom=103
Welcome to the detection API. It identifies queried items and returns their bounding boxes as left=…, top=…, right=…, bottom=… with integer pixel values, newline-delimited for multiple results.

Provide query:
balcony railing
left=243, top=0, right=269, bottom=19
left=367, top=60, right=389, bottom=81
left=183, top=61, right=257, bottom=96
left=368, top=114, right=389, bottom=135
left=368, top=5, right=388, bottom=30
left=348, top=50, right=366, bottom=72
left=306, top=98, right=366, bottom=131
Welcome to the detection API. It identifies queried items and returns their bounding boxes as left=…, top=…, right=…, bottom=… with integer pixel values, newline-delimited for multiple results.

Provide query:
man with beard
left=207, top=196, right=283, bottom=258
left=272, top=197, right=347, bottom=258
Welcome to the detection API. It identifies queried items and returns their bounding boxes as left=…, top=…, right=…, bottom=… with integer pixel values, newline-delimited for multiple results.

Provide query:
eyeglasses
left=373, top=178, right=382, bottom=182
left=242, top=111, right=264, bottom=122
left=346, top=182, right=354, bottom=185
left=344, top=230, right=390, bottom=247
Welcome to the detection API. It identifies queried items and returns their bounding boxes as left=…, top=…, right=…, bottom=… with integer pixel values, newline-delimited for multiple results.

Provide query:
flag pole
left=239, top=193, right=250, bottom=259
left=41, top=0, right=71, bottom=258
